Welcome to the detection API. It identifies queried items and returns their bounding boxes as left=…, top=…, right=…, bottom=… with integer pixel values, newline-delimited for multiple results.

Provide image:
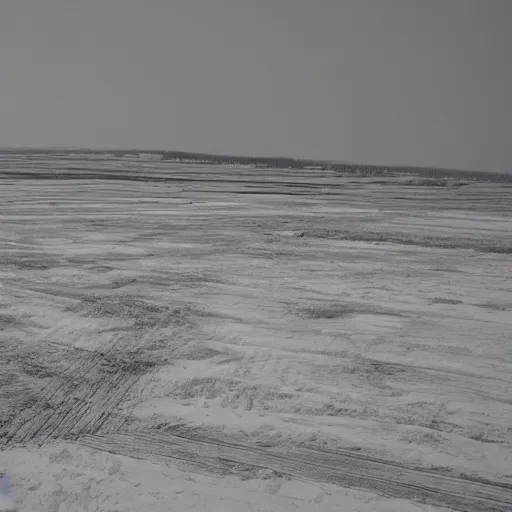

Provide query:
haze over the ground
left=0, top=0, right=510, bottom=173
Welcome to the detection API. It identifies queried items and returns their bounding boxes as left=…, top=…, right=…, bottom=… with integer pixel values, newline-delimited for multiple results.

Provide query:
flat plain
left=1, top=152, right=511, bottom=511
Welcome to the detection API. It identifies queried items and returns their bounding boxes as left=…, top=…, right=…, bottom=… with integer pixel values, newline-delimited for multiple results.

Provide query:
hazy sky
left=0, top=1, right=510, bottom=172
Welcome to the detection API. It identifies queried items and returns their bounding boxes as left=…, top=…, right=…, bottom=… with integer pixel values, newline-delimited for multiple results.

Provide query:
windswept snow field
left=1, top=152, right=512, bottom=511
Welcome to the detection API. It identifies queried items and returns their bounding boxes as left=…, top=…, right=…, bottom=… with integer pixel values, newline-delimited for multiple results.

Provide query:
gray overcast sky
left=0, top=1, right=510, bottom=172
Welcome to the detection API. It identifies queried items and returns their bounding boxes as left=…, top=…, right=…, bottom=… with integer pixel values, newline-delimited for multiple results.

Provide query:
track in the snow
left=79, top=430, right=512, bottom=512
left=1, top=349, right=140, bottom=447
left=2, top=326, right=512, bottom=512
left=5, top=345, right=512, bottom=511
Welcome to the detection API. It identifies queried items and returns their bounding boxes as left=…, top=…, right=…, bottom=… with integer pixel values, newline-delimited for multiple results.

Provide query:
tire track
left=78, top=430, right=512, bottom=512
left=1, top=348, right=141, bottom=446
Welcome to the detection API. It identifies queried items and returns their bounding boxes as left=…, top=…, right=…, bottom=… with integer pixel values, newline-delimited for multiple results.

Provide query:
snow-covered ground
left=1, top=154, right=511, bottom=511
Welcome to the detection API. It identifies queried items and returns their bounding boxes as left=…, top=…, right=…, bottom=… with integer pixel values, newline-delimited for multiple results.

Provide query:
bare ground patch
left=429, top=297, right=464, bottom=305
left=0, top=313, right=24, bottom=329
left=474, top=302, right=511, bottom=311
left=68, top=295, right=202, bottom=329
left=303, top=229, right=512, bottom=253
left=297, top=302, right=402, bottom=319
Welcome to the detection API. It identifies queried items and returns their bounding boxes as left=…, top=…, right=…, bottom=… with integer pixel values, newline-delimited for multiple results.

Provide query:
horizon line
left=0, top=145, right=507, bottom=175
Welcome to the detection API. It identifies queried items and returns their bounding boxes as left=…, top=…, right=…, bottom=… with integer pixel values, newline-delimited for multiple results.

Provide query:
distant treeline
left=330, top=163, right=512, bottom=183
left=158, top=151, right=511, bottom=183
left=2, top=148, right=511, bottom=183
left=159, top=151, right=319, bottom=169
